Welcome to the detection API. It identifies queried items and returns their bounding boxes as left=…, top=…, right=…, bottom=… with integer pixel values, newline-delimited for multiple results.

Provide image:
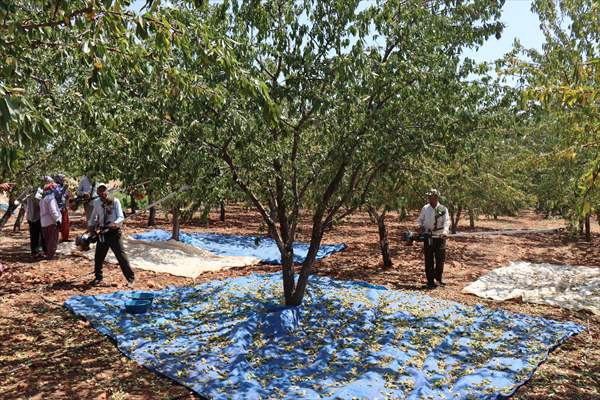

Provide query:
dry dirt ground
left=0, top=206, right=598, bottom=400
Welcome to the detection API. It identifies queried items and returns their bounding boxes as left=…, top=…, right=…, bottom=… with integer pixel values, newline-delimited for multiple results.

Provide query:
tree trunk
left=585, top=214, right=591, bottom=242
left=147, top=206, right=156, bottom=226
left=182, top=201, right=201, bottom=223
left=220, top=201, right=225, bottom=222
left=172, top=206, right=180, bottom=241
left=199, top=204, right=210, bottom=227
left=281, top=245, right=295, bottom=306
left=13, top=205, right=25, bottom=232
left=130, top=195, right=138, bottom=215
left=377, top=211, right=392, bottom=269
left=289, top=225, right=324, bottom=306
left=368, top=206, right=392, bottom=269
left=469, top=209, right=475, bottom=229
left=268, top=207, right=277, bottom=239
left=399, top=207, right=408, bottom=221
left=449, top=205, right=462, bottom=234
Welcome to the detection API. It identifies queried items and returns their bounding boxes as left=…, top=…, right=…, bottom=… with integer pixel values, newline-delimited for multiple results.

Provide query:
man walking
left=416, top=189, right=450, bottom=289
left=87, top=183, right=135, bottom=287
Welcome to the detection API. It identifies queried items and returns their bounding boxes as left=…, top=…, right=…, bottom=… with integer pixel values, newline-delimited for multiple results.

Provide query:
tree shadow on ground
left=0, top=300, right=200, bottom=399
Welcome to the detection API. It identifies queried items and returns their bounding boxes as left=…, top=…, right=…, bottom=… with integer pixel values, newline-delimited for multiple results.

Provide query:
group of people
left=1, top=176, right=135, bottom=287
left=24, top=175, right=71, bottom=260
left=3, top=178, right=448, bottom=290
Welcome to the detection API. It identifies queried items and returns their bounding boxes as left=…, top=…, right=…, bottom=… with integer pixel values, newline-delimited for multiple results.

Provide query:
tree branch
left=219, top=143, right=284, bottom=248
left=12, top=6, right=93, bottom=30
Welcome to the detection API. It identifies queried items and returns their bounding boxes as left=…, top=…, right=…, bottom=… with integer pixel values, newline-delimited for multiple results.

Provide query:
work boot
left=126, top=278, right=135, bottom=289
left=436, top=279, right=445, bottom=287
left=426, top=282, right=437, bottom=290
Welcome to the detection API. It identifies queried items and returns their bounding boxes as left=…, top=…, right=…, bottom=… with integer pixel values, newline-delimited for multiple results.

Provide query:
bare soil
left=0, top=206, right=598, bottom=400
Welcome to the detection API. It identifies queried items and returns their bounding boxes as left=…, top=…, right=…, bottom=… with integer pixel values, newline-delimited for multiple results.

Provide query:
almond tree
left=208, top=0, right=504, bottom=305
left=504, top=0, right=599, bottom=239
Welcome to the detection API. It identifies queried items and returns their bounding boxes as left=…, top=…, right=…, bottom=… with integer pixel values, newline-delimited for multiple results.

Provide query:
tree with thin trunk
left=209, top=0, right=504, bottom=306
left=172, top=207, right=180, bottom=242
left=13, top=206, right=25, bottom=232
left=368, top=206, right=393, bottom=269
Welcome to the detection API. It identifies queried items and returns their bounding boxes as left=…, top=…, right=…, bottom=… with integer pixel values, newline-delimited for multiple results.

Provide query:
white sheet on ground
left=58, top=238, right=261, bottom=279
left=462, top=261, right=600, bottom=315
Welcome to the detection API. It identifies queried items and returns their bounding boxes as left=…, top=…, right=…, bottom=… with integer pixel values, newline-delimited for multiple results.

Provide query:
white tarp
left=462, top=261, right=600, bottom=315
left=58, top=238, right=261, bottom=279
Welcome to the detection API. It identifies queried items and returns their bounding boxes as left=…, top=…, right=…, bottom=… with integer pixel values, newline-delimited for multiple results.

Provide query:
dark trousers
left=423, top=237, right=446, bottom=285
left=28, top=220, right=46, bottom=254
left=94, top=230, right=135, bottom=282
left=60, top=208, right=70, bottom=241
left=42, top=224, right=59, bottom=260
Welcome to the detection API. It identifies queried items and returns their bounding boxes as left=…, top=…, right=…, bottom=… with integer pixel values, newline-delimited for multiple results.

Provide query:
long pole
left=122, top=185, right=190, bottom=223
left=434, top=227, right=561, bottom=239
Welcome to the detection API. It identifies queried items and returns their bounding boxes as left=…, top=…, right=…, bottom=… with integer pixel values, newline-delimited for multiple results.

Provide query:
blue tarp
left=131, top=229, right=347, bottom=264
left=65, top=274, right=583, bottom=400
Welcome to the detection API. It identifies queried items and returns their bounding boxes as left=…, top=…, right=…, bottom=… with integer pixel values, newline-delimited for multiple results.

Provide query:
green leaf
left=40, top=117, right=55, bottom=134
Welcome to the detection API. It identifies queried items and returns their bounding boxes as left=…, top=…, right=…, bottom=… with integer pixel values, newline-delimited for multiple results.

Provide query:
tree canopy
left=3, top=0, right=597, bottom=305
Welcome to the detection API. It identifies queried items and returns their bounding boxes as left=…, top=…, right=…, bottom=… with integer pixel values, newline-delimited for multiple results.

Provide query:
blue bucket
left=125, top=299, right=151, bottom=314
left=131, top=292, right=155, bottom=304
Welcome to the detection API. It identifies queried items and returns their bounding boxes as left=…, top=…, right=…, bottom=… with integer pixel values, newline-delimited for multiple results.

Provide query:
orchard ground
left=0, top=205, right=598, bottom=400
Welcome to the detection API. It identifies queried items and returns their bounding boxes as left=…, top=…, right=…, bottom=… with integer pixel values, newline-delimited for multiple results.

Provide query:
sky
left=462, top=0, right=544, bottom=65
left=130, top=0, right=545, bottom=68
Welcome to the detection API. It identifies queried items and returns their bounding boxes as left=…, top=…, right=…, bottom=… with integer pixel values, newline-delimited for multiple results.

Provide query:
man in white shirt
left=416, top=189, right=450, bottom=289
left=40, top=183, right=62, bottom=260
left=87, top=183, right=135, bottom=287
left=26, top=187, right=46, bottom=256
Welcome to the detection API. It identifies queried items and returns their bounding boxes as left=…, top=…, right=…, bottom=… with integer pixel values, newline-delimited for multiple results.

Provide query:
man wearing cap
left=416, top=189, right=450, bottom=289
left=87, top=183, right=135, bottom=287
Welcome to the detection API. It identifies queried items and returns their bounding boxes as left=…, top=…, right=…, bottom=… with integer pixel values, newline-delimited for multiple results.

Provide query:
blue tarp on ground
left=65, top=274, right=583, bottom=400
left=130, top=229, right=347, bottom=264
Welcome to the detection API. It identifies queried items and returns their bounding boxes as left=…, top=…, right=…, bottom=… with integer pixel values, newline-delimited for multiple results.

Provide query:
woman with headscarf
left=39, top=183, right=62, bottom=260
